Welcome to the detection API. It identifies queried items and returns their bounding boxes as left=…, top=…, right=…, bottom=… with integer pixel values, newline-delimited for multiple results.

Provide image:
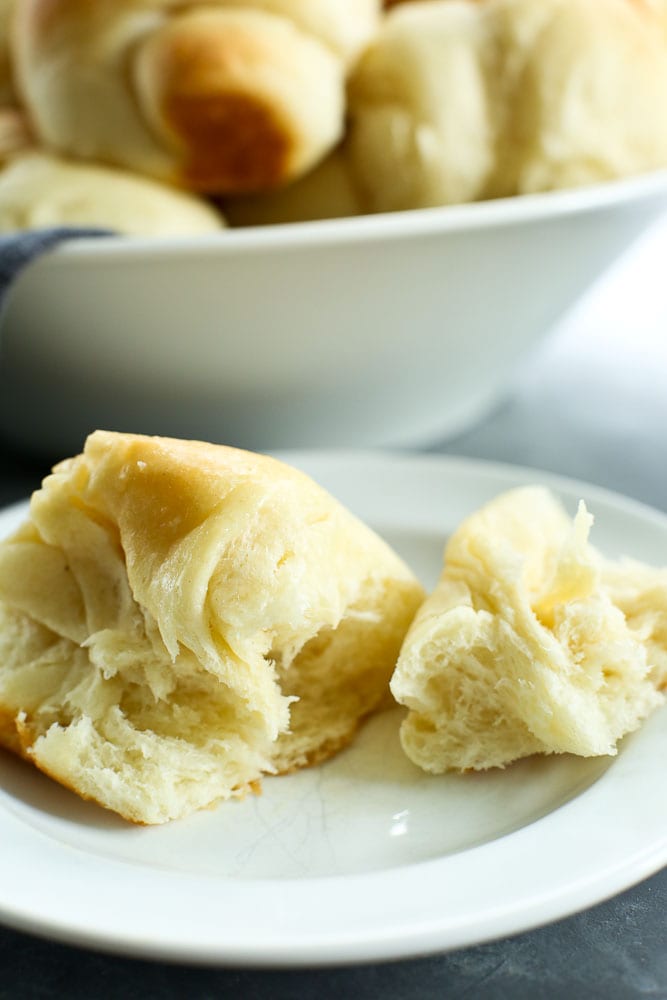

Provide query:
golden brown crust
left=164, top=91, right=291, bottom=192
left=16, top=1, right=353, bottom=194
left=138, top=16, right=295, bottom=191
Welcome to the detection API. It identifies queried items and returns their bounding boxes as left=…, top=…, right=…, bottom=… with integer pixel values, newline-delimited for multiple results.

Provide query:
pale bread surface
left=348, top=0, right=667, bottom=212
left=0, top=151, right=226, bottom=234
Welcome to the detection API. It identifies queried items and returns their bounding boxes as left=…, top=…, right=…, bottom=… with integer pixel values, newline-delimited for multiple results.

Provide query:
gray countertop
left=0, top=216, right=666, bottom=998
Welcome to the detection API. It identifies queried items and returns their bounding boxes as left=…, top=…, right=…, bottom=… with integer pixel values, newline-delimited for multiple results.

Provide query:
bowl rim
left=51, top=167, right=667, bottom=262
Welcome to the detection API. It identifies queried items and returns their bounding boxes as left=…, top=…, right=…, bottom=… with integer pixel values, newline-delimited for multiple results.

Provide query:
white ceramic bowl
left=1, top=169, right=666, bottom=456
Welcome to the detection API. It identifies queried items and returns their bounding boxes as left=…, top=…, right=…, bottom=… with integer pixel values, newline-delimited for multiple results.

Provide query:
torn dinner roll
left=390, top=486, right=667, bottom=773
left=0, top=432, right=424, bottom=823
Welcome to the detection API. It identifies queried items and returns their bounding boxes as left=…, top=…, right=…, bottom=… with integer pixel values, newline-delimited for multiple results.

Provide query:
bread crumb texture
left=390, top=486, right=667, bottom=772
left=0, top=431, right=424, bottom=824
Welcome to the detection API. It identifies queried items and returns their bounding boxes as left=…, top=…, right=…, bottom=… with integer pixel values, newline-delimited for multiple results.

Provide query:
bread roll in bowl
left=13, top=0, right=380, bottom=195
left=348, top=0, right=667, bottom=212
left=0, top=150, right=226, bottom=235
left=0, top=432, right=424, bottom=823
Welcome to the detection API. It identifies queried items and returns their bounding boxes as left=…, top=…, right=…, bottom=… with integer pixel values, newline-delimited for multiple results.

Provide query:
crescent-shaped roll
left=0, top=151, right=227, bottom=234
left=348, top=0, right=667, bottom=212
left=390, top=486, right=667, bottom=773
left=0, top=432, right=424, bottom=823
left=12, top=0, right=380, bottom=195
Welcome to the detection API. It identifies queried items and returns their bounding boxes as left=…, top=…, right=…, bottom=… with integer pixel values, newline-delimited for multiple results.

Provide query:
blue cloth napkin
left=0, top=228, right=109, bottom=312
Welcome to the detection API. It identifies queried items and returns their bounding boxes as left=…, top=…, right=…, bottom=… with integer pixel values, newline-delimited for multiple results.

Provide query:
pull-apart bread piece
left=348, top=0, right=667, bottom=212
left=391, top=486, right=667, bottom=773
left=0, top=432, right=424, bottom=823
left=12, top=0, right=380, bottom=195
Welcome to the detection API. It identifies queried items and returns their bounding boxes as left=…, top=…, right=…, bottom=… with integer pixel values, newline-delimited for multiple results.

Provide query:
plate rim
left=0, top=449, right=666, bottom=967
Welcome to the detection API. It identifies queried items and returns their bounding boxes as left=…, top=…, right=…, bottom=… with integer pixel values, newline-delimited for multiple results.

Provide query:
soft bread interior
left=0, top=432, right=424, bottom=823
left=272, top=574, right=420, bottom=772
left=0, top=601, right=266, bottom=824
left=390, top=486, right=667, bottom=773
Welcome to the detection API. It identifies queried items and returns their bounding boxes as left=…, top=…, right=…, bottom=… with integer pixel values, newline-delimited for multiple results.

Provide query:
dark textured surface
left=0, top=438, right=47, bottom=505
left=0, top=217, right=666, bottom=997
left=0, top=870, right=665, bottom=999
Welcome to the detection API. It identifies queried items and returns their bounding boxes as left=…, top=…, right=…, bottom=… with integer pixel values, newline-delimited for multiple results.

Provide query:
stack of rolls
left=0, top=0, right=380, bottom=233
left=0, top=0, right=665, bottom=232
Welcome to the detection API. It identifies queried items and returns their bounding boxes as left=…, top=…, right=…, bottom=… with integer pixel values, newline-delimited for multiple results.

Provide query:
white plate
left=0, top=451, right=666, bottom=967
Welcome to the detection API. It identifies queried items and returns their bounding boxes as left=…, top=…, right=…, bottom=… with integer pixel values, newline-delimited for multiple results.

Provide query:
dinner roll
left=348, top=0, right=667, bottom=212
left=0, top=432, right=424, bottom=823
left=13, top=0, right=380, bottom=195
left=390, top=486, right=666, bottom=773
left=224, top=147, right=363, bottom=226
left=0, top=151, right=226, bottom=235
